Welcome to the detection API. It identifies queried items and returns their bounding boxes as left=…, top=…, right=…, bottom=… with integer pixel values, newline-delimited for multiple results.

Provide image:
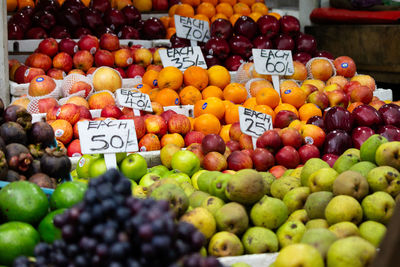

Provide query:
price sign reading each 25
left=252, top=49, right=294, bottom=76
left=78, top=119, right=138, bottom=154
left=116, top=88, right=153, bottom=112
left=159, top=46, right=207, bottom=70
left=174, top=15, right=210, bottom=43
left=238, top=106, right=272, bottom=138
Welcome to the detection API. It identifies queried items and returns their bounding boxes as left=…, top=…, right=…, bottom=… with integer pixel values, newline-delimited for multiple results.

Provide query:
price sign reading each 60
left=159, top=46, right=207, bottom=70
left=78, top=119, right=138, bottom=154
left=116, top=88, right=153, bottom=112
left=174, top=15, right=210, bottom=43
left=238, top=106, right=272, bottom=138
left=252, top=49, right=294, bottom=76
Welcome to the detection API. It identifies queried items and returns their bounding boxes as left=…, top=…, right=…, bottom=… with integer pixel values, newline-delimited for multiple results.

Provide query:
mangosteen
left=40, top=147, right=71, bottom=181
left=0, top=150, right=8, bottom=179
left=4, top=105, right=32, bottom=131
left=3, top=170, right=23, bottom=182
left=29, top=172, right=56, bottom=188
left=0, top=122, right=28, bottom=145
left=5, top=143, right=33, bottom=173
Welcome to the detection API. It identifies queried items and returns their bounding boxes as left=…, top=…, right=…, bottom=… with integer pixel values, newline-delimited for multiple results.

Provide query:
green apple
left=209, top=173, right=230, bottom=201
left=359, top=220, right=386, bottom=247
left=325, top=195, right=363, bottom=225
left=333, top=153, right=360, bottom=174
left=367, top=166, right=400, bottom=197
left=277, top=220, right=306, bottom=248
left=148, top=165, right=169, bottom=177
left=76, top=154, right=102, bottom=178
left=287, top=209, right=309, bottom=225
left=375, top=141, right=400, bottom=170
left=327, top=237, right=376, bottom=267
left=301, top=158, right=329, bottom=186
left=360, top=134, right=388, bottom=163
left=250, top=196, right=288, bottom=230
left=242, top=226, right=279, bottom=254
left=165, top=172, right=192, bottom=185
left=301, top=228, right=337, bottom=258
left=283, top=187, right=310, bottom=213
left=171, top=150, right=200, bottom=177
left=329, top=221, right=360, bottom=239
left=215, top=202, right=249, bottom=235
left=332, top=170, right=369, bottom=200
left=270, top=176, right=301, bottom=200
left=116, top=152, right=127, bottom=164
left=304, top=191, right=333, bottom=219
left=160, top=143, right=181, bottom=169
left=120, top=153, right=148, bottom=182
left=349, top=161, right=377, bottom=178
left=191, top=170, right=207, bottom=190
left=307, top=168, right=338, bottom=192
left=139, top=173, right=161, bottom=188
left=274, top=243, right=324, bottom=267
left=361, top=191, right=395, bottom=224
left=88, top=158, right=107, bottom=178
left=306, top=219, right=329, bottom=229
left=208, top=231, right=244, bottom=257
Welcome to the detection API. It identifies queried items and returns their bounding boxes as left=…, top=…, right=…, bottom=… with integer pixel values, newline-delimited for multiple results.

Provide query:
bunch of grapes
left=14, top=169, right=222, bottom=267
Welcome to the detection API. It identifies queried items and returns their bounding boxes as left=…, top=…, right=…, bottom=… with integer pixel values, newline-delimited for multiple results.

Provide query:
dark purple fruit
left=4, top=170, right=21, bottom=182
left=29, top=172, right=56, bottom=188
left=0, top=122, right=28, bottom=145
left=29, top=121, right=55, bottom=148
left=4, top=105, right=32, bottom=131
left=323, top=130, right=352, bottom=155
left=40, top=147, right=71, bottom=181
left=5, top=143, right=33, bottom=173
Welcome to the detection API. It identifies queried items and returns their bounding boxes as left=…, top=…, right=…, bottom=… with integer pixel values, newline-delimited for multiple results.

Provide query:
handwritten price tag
left=238, top=106, right=272, bottom=138
left=159, top=46, right=207, bottom=70
left=116, top=88, right=152, bottom=112
left=252, top=49, right=294, bottom=76
left=174, top=15, right=210, bottom=43
left=78, top=119, right=138, bottom=154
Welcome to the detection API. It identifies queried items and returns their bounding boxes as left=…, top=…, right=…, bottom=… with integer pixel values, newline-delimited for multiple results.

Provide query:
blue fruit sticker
left=341, top=63, right=348, bottom=68
left=284, top=90, right=291, bottom=94
left=202, top=102, right=207, bottom=109
left=175, top=98, right=179, bottom=105
left=153, top=80, right=158, bottom=86
left=137, top=84, right=143, bottom=89
left=36, top=77, right=44, bottom=82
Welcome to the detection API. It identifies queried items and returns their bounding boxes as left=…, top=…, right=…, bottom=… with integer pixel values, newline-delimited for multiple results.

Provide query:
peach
left=323, top=83, right=341, bottom=92
left=326, top=75, right=348, bottom=89
left=66, top=96, right=89, bottom=108
left=326, top=89, right=349, bottom=108
left=307, top=91, right=329, bottom=110
left=285, top=61, right=308, bottom=81
left=300, top=83, right=318, bottom=96
left=350, top=85, right=373, bottom=104
left=24, top=67, right=46, bottom=83
left=302, top=79, right=325, bottom=91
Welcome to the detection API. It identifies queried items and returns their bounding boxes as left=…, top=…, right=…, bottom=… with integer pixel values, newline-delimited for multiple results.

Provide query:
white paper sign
left=252, top=49, right=294, bottom=76
left=116, top=88, right=153, bottom=112
left=78, top=119, right=138, bottom=154
left=159, top=46, right=207, bottom=70
left=239, top=106, right=273, bottom=138
left=174, top=15, right=210, bottom=43
left=163, top=105, right=194, bottom=117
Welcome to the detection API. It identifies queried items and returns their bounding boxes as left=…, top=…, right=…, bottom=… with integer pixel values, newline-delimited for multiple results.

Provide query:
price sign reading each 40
left=159, top=46, right=207, bottom=70
left=116, top=88, right=153, bottom=112
left=78, top=119, right=138, bottom=154
left=238, top=106, right=272, bottom=138
left=174, top=15, right=210, bottom=43
left=252, top=49, right=294, bottom=76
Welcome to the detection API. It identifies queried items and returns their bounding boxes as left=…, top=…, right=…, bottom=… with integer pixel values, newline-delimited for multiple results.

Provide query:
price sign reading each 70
left=116, top=88, right=153, bottom=112
left=78, top=119, right=138, bottom=154
left=159, top=46, right=207, bottom=70
left=238, top=106, right=272, bottom=138
left=174, top=15, right=210, bottom=43
left=252, top=49, right=294, bottom=76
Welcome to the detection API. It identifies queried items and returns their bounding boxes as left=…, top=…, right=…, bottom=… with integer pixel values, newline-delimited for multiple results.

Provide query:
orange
left=208, top=65, right=230, bottom=89
left=348, top=101, right=363, bottom=112
left=179, top=86, right=202, bottom=105
left=223, top=83, right=247, bottom=104
left=183, top=66, right=209, bottom=90
left=250, top=79, right=273, bottom=97
left=211, top=13, right=229, bottom=23
left=298, top=103, right=322, bottom=122
left=251, top=2, right=268, bottom=15
left=202, top=85, right=223, bottom=99
left=238, top=0, right=255, bottom=6
left=281, top=87, right=307, bottom=109
left=18, top=0, right=34, bottom=9
left=249, top=12, right=262, bottom=22
left=216, top=3, right=234, bottom=18
left=229, top=14, right=242, bottom=26
left=51, top=119, right=73, bottom=145
left=133, top=83, right=152, bottom=94
left=219, top=0, right=236, bottom=5
left=7, top=0, right=17, bottom=11
left=166, top=28, right=176, bottom=39
left=280, top=80, right=299, bottom=92
left=158, top=66, right=183, bottom=90
left=194, top=97, right=225, bottom=120
left=169, top=4, right=179, bottom=16
left=193, top=14, right=210, bottom=24
left=254, top=104, right=275, bottom=123
left=233, top=3, right=251, bottom=16
left=201, top=0, right=218, bottom=6
left=142, top=70, right=159, bottom=88
left=197, top=2, right=216, bottom=18
left=268, top=12, right=281, bottom=20
left=155, top=88, right=180, bottom=106
left=243, top=97, right=257, bottom=109
left=225, top=104, right=241, bottom=124
left=222, top=100, right=235, bottom=111
left=194, top=114, right=221, bottom=135
left=274, top=103, right=299, bottom=117
left=181, top=0, right=201, bottom=6
left=219, top=124, right=232, bottom=142
left=255, top=87, right=280, bottom=109
left=160, top=16, right=170, bottom=28
left=188, top=117, right=195, bottom=131
left=175, top=4, right=195, bottom=17
left=148, top=88, right=160, bottom=102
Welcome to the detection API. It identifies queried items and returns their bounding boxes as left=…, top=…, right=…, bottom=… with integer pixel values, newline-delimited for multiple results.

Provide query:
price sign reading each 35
left=252, top=49, right=294, bottom=76
left=174, top=15, right=210, bottom=43
left=159, top=46, right=207, bottom=70
left=238, top=106, right=273, bottom=138
left=116, top=88, right=153, bottom=112
left=78, top=119, right=138, bottom=154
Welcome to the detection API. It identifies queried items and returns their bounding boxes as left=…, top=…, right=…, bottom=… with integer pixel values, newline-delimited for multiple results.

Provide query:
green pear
left=215, top=202, right=249, bottom=235
left=201, top=196, right=225, bottom=216
left=148, top=165, right=170, bottom=177
left=165, top=173, right=192, bottom=185
left=274, top=244, right=324, bottom=267
left=139, top=173, right=161, bottom=188
left=260, top=172, right=275, bottom=196
left=375, top=141, right=400, bottom=170
left=325, top=195, right=363, bottom=225
left=360, top=134, right=388, bottom=164
left=332, top=171, right=369, bottom=200
left=301, top=228, right=337, bottom=258
left=288, top=209, right=309, bottom=225
left=283, top=187, right=310, bottom=213
left=132, top=185, right=146, bottom=199
left=327, top=236, right=376, bottom=267
left=306, top=219, right=329, bottom=229
left=189, top=191, right=210, bottom=208
left=277, top=220, right=306, bottom=248
left=359, top=220, right=386, bottom=247
left=329, top=222, right=360, bottom=239
left=180, top=207, right=216, bottom=239
left=180, top=181, right=196, bottom=197
left=146, top=177, right=180, bottom=195
left=241, top=226, right=279, bottom=254
left=304, top=191, right=333, bottom=219
left=301, top=158, right=330, bottom=186
left=150, top=183, right=188, bottom=216
left=349, top=161, right=377, bottom=178
left=343, top=148, right=360, bottom=158
left=209, top=173, right=231, bottom=201
left=208, top=231, right=244, bottom=257
left=250, top=196, right=288, bottom=230
left=291, top=167, right=303, bottom=179
left=361, top=191, right=395, bottom=224
left=197, top=171, right=220, bottom=193
left=333, top=153, right=360, bottom=174
left=270, top=176, right=301, bottom=200
left=367, top=166, right=400, bottom=197
left=231, top=263, right=251, bottom=267
left=307, top=168, right=338, bottom=192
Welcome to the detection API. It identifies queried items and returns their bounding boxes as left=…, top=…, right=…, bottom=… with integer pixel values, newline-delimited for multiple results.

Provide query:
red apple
left=242, top=148, right=254, bottom=159
left=280, top=15, right=300, bottom=34
left=334, top=56, right=356, bottom=78
left=275, top=146, right=300, bottom=169
left=126, top=64, right=146, bottom=78
left=351, top=126, right=375, bottom=149
left=59, top=38, right=78, bottom=56
left=228, top=35, right=252, bottom=60
left=78, top=34, right=99, bottom=54
left=114, top=67, right=126, bottom=78
left=326, top=89, right=349, bottom=108
left=114, top=48, right=133, bottom=68
left=227, top=150, right=253, bottom=171
left=184, top=131, right=205, bottom=147
left=202, top=134, right=226, bottom=154
left=73, top=50, right=94, bottom=71
left=224, top=55, right=244, bottom=71
left=203, top=152, right=227, bottom=171
left=67, top=139, right=82, bottom=157
left=25, top=53, right=52, bottom=72
left=211, top=18, right=233, bottom=39
left=269, top=165, right=287, bottom=178
left=279, top=127, right=302, bottom=149
left=350, top=85, right=373, bottom=104
left=78, top=106, right=92, bottom=120
left=24, top=67, right=46, bottom=83
left=47, top=68, right=65, bottom=80
left=252, top=148, right=275, bottom=171
left=298, top=144, right=320, bottom=164
left=229, top=122, right=243, bottom=141
left=14, top=65, right=29, bottom=84
left=145, top=115, right=167, bottom=137
left=133, top=116, right=146, bottom=139
left=100, top=105, right=123, bottom=119
left=239, top=134, right=254, bottom=150
left=53, top=52, right=73, bottom=73
left=234, top=16, right=257, bottom=40
left=160, top=109, right=177, bottom=124
left=139, top=133, right=161, bottom=152
left=56, top=103, right=80, bottom=125
left=257, top=15, right=280, bottom=39
left=168, top=114, right=191, bottom=135
left=379, top=103, right=400, bottom=127
left=187, top=143, right=205, bottom=166
left=274, top=110, right=299, bottom=129
left=226, top=140, right=240, bottom=152
left=377, top=125, right=400, bottom=142
left=343, top=81, right=361, bottom=95
left=69, top=81, right=92, bottom=98
left=152, top=0, right=168, bottom=11
left=99, top=33, right=120, bottom=51
left=38, top=38, right=58, bottom=57
left=206, top=37, right=231, bottom=60
left=94, top=50, right=115, bottom=67
left=322, top=153, right=339, bottom=168
left=256, top=129, right=282, bottom=153
left=38, top=98, right=59, bottom=113
left=352, top=104, right=383, bottom=129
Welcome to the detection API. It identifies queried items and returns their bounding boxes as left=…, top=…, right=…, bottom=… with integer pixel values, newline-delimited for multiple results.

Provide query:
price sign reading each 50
left=238, top=106, right=272, bottom=138
left=78, top=119, right=138, bottom=154
left=116, top=88, right=153, bottom=112
left=159, top=46, right=207, bottom=70
left=252, top=49, right=294, bottom=76
left=174, top=15, right=210, bottom=43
